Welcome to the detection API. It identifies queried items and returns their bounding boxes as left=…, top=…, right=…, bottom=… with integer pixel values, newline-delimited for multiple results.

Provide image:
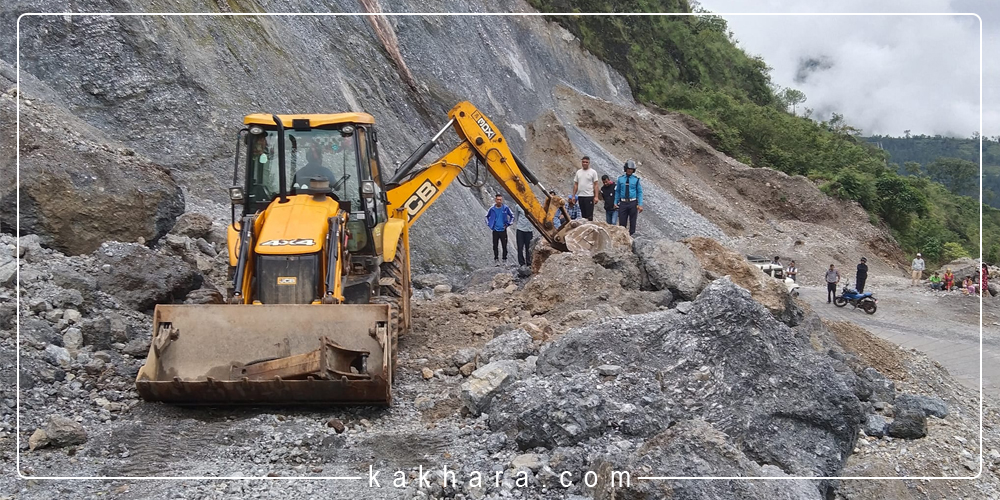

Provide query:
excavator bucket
left=135, top=303, right=392, bottom=405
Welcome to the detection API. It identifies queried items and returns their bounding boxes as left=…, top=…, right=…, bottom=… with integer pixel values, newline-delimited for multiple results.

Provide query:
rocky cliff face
left=2, top=0, right=636, bottom=273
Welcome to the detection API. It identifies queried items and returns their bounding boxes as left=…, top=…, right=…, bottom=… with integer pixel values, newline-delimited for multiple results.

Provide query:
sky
left=694, top=0, right=995, bottom=139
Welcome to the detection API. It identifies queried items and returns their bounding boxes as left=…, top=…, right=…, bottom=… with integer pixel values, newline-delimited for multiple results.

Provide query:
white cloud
left=695, top=0, right=994, bottom=137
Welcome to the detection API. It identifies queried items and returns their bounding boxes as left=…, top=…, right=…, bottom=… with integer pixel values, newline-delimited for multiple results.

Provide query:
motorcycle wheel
left=862, top=302, right=877, bottom=315
left=833, top=297, right=847, bottom=307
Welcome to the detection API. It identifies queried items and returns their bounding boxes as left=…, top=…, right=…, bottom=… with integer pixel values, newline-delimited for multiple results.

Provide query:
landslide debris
left=0, top=81, right=185, bottom=255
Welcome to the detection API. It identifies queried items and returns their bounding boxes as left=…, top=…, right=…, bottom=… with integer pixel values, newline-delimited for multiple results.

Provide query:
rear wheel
left=833, top=297, right=847, bottom=307
left=862, top=301, right=877, bottom=315
left=379, top=235, right=411, bottom=334
left=380, top=238, right=406, bottom=299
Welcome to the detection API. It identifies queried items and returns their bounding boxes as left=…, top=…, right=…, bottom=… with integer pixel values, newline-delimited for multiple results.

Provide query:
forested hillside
left=866, top=134, right=1000, bottom=207
left=529, top=0, right=995, bottom=264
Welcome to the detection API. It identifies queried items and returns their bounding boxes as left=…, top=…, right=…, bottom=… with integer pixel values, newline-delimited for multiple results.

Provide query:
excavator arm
left=385, top=102, right=571, bottom=251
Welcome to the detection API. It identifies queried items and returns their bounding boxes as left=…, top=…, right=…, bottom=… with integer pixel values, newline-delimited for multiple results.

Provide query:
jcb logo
left=276, top=276, right=298, bottom=285
left=260, top=238, right=316, bottom=246
left=405, top=180, right=439, bottom=218
left=472, top=111, right=496, bottom=140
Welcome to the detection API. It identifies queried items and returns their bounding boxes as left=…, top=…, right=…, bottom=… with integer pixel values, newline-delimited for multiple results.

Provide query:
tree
left=925, top=157, right=977, bottom=195
left=904, top=129, right=911, bottom=139
left=902, top=161, right=922, bottom=177
left=781, top=88, right=806, bottom=115
left=876, top=175, right=927, bottom=230
left=942, top=241, right=970, bottom=262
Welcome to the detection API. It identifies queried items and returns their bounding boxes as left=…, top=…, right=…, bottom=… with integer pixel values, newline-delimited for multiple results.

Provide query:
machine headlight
left=341, top=125, right=355, bottom=136
left=229, top=186, right=245, bottom=204
left=361, top=180, right=376, bottom=198
left=249, top=126, right=264, bottom=135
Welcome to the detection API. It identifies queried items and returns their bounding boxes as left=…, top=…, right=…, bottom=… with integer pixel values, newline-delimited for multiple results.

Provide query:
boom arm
left=386, top=102, right=569, bottom=250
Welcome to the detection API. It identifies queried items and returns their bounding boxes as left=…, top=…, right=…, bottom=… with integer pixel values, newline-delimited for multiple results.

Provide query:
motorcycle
left=834, top=282, right=877, bottom=314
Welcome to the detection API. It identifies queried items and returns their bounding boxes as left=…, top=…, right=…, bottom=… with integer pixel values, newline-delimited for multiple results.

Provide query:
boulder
left=62, top=328, right=83, bottom=351
left=94, top=242, right=203, bottom=311
left=459, top=360, right=519, bottom=416
left=0, top=254, right=15, bottom=287
left=1, top=96, right=184, bottom=255
left=452, top=348, right=479, bottom=367
left=523, top=252, right=623, bottom=315
left=937, top=257, right=979, bottom=281
left=529, top=238, right=561, bottom=276
left=44, top=344, right=71, bottom=368
left=632, top=237, right=707, bottom=300
left=591, top=420, right=824, bottom=500
left=480, top=329, right=535, bottom=363
left=412, top=273, right=451, bottom=290
left=169, top=212, right=213, bottom=240
left=683, top=236, right=802, bottom=326
left=893, top=393, right=948, bottom=419
left=493, top=278, right=863, bottom=478
left=887, top=410, right=927, bottom=439
left=858, top=367, right=895, bottom=404
left=864, top=414, right=888, bottom=437
left=183, top=286, right=225, bottom=305
left=34, top=416, right=88, bottom=449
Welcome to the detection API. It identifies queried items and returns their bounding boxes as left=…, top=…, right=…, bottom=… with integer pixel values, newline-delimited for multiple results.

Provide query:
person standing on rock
left=911, top=253, right=925, bottom=286
left=599, top=174, right=617, bottom=224
left=856, top=257, right=869, bottom=293
left=485, top=194, right=514, bottom=266
left=573, top=156, right=600, bottom=221
left=786, top=260, right=798, bottom=282
left=512, top=205, right=534, bottom=267
left=983, top=263, right=991, bottom=297
left=826, top=264, right=841, bottom=303
left=615, top=159, right=644, bottom=236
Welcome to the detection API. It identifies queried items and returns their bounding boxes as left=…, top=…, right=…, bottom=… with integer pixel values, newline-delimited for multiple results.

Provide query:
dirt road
left=799, top=274, right=1000, bottom=398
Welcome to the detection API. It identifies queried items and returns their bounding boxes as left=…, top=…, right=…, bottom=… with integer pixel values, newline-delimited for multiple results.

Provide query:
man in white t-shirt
left=573, top=156, right=600, bottom=221
left=911, top=253, right=925, bottom=286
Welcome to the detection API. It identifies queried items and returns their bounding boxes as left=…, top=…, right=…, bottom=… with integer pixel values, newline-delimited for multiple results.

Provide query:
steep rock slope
left=2, top=0, right=633, bottom=274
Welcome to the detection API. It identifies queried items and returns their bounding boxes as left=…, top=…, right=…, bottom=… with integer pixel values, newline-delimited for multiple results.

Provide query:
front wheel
left=833, top=297, right=847, bottom=307
left=862, top=301, right=877, bottom=315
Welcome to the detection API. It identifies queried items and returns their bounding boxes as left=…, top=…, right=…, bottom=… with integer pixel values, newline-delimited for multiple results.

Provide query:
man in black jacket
left=599, top=175, right=617, bottom=224
left=856, top=257, right=869, bottom=293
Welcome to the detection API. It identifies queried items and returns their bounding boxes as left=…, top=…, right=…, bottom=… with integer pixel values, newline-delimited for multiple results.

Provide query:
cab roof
left=243, top=112, right=376, bottom=127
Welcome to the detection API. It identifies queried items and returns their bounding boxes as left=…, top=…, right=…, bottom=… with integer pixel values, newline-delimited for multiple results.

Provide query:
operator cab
left=234, top=113, right=389, bottom=262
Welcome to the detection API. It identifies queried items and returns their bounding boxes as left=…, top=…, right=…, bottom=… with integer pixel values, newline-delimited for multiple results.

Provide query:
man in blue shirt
left=485, top=193, right=514, bottom=266
left=614, top=159, right=644, bottom=235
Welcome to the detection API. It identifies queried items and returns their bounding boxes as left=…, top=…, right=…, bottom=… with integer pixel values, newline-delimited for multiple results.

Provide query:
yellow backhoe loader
left=135, top=102, right=605, bottom=405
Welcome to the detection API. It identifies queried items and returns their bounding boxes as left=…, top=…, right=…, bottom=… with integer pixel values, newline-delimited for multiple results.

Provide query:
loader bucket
left=135, top=304, right=392, bottom=405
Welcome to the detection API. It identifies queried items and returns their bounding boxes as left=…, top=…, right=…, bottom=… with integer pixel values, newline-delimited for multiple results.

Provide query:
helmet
left=623, top=159, right=637, bottom=172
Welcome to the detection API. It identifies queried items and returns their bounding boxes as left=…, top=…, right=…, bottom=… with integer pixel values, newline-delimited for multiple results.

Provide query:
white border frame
left=14, top=10, right=984, bottom=483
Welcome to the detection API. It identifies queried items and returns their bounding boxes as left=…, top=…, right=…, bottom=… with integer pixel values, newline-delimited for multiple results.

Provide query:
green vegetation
left=527, top=0, right=993, bottom=264
left=866, top=134, right=1000, bottom=207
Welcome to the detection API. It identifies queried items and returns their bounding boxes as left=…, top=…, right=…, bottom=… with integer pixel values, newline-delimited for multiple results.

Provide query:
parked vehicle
left=747, top=256, right=800, bottom=297
left=834, top=282, right=877, bottom=314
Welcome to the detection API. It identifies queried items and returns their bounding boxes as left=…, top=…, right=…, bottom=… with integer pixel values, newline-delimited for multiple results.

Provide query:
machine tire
left=833, top=297, right=847, bottom=307
left=380, top=239, right=406, bottom=299
left=862, top=301, right=877, bottom=315
left=371, top=296, right=399, bottom=384
left=379, top=236, right=411, bottom=335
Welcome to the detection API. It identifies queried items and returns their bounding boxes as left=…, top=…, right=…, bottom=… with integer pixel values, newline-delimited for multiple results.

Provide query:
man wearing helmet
left=614, top=159, right=644, bottom=235
left=856, top=257, right=869, bottom=293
